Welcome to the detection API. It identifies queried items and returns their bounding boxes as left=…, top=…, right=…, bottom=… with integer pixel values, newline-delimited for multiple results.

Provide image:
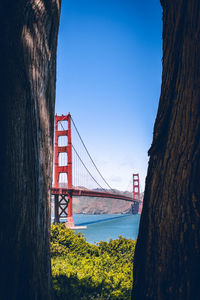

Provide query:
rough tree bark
left=132, top=1, right=200, bottom=299
left=0, top=1, right=61, bottom=299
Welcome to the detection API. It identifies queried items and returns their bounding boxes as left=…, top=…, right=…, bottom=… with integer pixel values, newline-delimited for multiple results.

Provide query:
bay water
left=73, top=214, right=141, bottom=244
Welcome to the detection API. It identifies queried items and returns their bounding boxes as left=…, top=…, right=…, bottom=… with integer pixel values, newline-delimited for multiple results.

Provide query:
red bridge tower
left=53, top=113, right=74, bottom=227
left=133, top=173, right=143, bottom=214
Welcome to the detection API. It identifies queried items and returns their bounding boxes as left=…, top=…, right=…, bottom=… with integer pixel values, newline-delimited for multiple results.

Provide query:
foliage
left=51, top=224, right=136, bottom=300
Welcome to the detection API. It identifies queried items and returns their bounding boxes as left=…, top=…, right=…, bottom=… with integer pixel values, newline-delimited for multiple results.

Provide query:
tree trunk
left=132, top=1, right=200, bottom=299
left=0, top=1, right=61, bottom=299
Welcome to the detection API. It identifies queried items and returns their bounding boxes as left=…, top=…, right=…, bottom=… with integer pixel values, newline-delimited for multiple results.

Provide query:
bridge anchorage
left=51, top=113, right=143, bottom=228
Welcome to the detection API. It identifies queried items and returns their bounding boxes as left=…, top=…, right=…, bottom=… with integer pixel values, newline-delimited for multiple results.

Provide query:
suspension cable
left=72, top=144, right=106, bottom=191
left=58, top=117, right=114, bottom=193
left=71, top=116, right=115, bottom=192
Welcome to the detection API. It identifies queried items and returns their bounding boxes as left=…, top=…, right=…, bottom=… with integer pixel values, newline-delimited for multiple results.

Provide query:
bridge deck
left=51, top=187, right=138, bottom=202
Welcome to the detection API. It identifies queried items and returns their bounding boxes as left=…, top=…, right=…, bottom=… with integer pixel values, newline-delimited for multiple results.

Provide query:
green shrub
left=51, top=224, right=136, bottom=300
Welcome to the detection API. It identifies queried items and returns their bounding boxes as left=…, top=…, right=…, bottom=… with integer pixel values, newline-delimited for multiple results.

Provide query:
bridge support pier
left=53, top=192, right=74, bottom=227
left=66, top=193, right=74, bottom=227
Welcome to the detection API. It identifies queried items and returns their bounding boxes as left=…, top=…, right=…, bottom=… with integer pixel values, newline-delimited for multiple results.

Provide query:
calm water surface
left=73, top=214, right=141, bottom=244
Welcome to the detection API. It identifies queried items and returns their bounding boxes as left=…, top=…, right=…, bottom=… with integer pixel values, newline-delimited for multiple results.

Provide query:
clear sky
left=55, top=0, right=162, bottom=192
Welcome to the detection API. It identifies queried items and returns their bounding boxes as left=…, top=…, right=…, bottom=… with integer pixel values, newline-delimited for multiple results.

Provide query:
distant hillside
left=73, top=189, right=134, bottom=214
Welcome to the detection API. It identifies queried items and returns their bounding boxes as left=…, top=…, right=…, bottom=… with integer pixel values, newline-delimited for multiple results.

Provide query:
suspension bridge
left=51, top=114, right=143, bottom=228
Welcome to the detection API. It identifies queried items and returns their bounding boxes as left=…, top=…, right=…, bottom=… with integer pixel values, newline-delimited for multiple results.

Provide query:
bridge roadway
left=51, top=187, right=137, bottom=203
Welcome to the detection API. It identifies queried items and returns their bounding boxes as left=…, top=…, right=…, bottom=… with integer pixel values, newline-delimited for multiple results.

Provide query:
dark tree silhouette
left=0, top=1, right=61, bottom=299
left=132, top=1, right=200, bottom=299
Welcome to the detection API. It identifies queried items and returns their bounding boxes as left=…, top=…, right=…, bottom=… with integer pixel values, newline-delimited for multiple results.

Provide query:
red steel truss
left=51, top=187, right=136, bottom=202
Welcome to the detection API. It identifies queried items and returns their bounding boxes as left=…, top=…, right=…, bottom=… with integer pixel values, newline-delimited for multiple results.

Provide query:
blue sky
left=56, top=0, right=162, bottom=192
